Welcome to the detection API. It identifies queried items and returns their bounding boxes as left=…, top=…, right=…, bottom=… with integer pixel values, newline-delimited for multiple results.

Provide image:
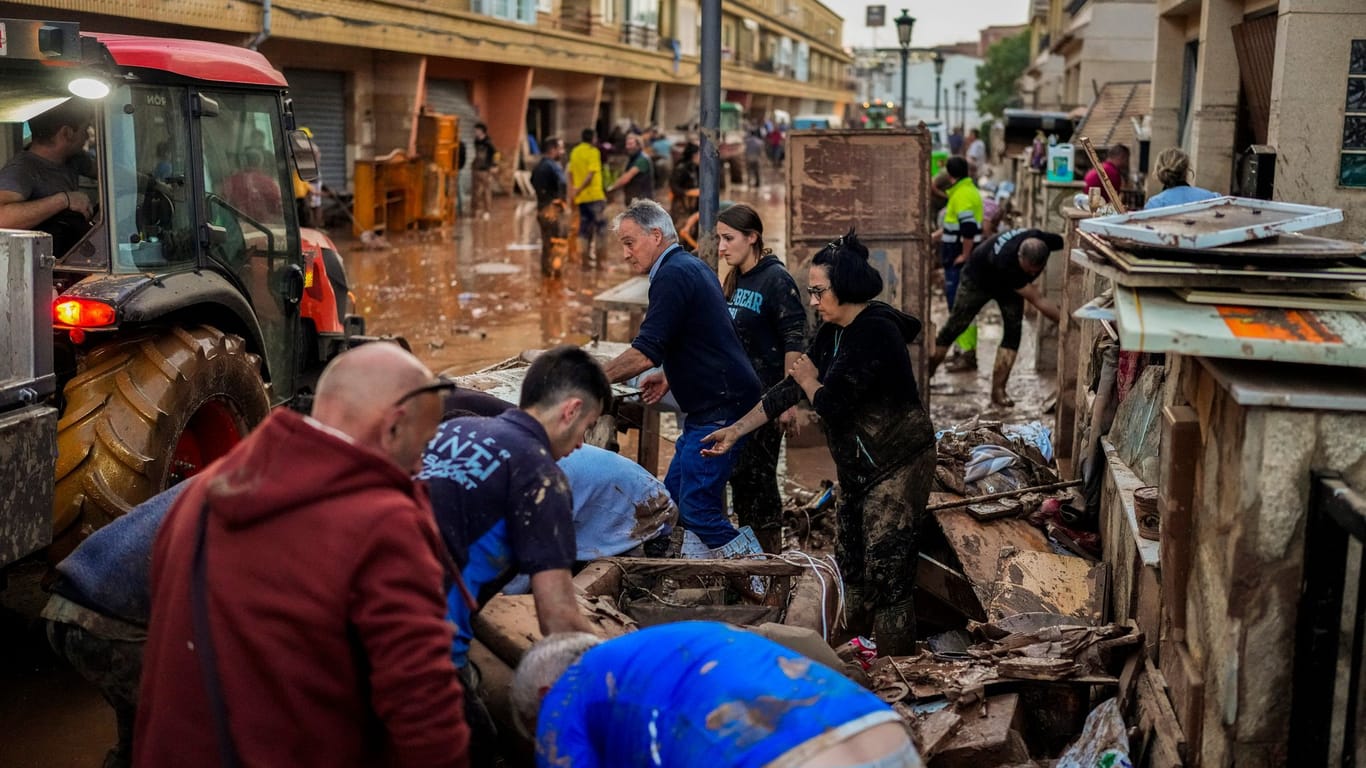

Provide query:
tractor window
left=198, top=90, right=298, bottom=278
left=107, top=84, right=196, bottom=273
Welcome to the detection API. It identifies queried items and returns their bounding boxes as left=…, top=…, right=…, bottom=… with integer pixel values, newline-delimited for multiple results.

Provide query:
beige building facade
left=1024, top=0, right=1156, bottom=113
left=1151, top=0, right=1366, bottom=240
left=0, top=0, right=852, bottom=192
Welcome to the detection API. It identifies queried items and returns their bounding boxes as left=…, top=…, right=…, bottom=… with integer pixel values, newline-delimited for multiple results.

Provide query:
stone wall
left=1175, top=358, right=1366, bottom=766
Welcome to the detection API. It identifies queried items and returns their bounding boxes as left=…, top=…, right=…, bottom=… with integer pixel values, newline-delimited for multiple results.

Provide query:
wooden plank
left=1161, top=634, right=1205, bottom=759
left=1136, top=656, right=1186, bottom=767
left=1175, top=287, right=1366, bottom=312
left=1159, top=405, right=1200, bottom=634
left=1056, top=211, right=1093, bottom=475
left=933, top=693, right=1031, bottom=768
left=984, top=550, right=1108, bottom=625
left=915, top=553, right=987, bottom=622
left=933, top=508, right=1052, bottom=593
left=639, top=405, right=661, bottom=475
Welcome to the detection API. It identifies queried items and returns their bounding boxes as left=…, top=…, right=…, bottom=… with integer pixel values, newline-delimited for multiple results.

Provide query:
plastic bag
left=1057, top=698, right=1131, bottom=768
left=1004, top=420, right=1054, bottom=464
left=964, top=444, right=1020, bottom=483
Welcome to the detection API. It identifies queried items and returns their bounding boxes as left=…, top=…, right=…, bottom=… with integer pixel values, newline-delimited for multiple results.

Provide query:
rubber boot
left=754, top=525, right=782, bottom=555
left=872, top=600, right=917, bottom=657
left=944, top=348, right=978, bottom=373
left=842, top=582, right=873, bottom=639
left=927, top=345, right=950, bottom=378
left=991, top=347, right=1018, bottom=408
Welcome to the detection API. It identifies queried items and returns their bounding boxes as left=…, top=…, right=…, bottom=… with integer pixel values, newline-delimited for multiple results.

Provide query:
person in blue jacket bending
left=512, top=621, right=923, bottom=768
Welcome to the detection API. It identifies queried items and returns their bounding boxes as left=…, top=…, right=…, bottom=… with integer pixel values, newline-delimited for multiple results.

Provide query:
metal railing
left=1290, top=473, right=1365, bottom=765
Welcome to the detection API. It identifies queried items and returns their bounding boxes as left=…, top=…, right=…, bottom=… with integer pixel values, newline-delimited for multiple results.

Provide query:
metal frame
left=1079, top=196, right=1344, bottom=249
left=1290, top=473, right=1366, bottom=766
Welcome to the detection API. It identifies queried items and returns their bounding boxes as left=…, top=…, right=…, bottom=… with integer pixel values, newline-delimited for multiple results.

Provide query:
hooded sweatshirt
left=135, top=409, right=469, bottom=768
left=728, top=255, right=807, bottom=389
left=761, top=301, right=935, bottom=494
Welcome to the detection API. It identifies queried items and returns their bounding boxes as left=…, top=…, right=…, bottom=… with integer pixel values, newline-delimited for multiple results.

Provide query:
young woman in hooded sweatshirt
left=717, top=204, right=807, bottom=554
left=702, top=231, right=935, bottom=656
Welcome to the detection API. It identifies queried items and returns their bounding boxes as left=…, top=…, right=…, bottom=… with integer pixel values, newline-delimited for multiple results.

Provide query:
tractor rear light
left=54, top=297, right=116, bottom=328
left=305, top=258, right=324, bottom=300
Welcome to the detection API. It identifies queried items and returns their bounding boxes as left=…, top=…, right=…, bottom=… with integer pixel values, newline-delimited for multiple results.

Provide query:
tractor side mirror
left=290, top=130, right=319, bottom=183
left=193, top=92, right=219, bottom=118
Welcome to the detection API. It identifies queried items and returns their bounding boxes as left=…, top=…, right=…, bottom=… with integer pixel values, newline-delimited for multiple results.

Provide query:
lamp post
left=955, top=80, right=966, bottom=133
left=932, top=50, right=945, bottom=120
left=894, top=10, right=914, bottom=126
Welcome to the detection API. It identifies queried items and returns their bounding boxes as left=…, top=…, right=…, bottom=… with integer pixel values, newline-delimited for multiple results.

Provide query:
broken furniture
left=1063, top=201, right=1366, bottom=765
left=589, top=275, right=649, bottom=343
left=451, top=340, right=662, bottom=470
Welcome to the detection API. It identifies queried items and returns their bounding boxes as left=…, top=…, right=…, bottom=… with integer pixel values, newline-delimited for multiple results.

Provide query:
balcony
left=620, top=21, right=659, bottom=49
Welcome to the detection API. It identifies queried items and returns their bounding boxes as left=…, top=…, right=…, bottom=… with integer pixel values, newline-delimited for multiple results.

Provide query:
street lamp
left=932, top=50, right=945, bottom=120
left=894, top=10, right=914, bottom=126
left=955, top=80, right=966, bottom=133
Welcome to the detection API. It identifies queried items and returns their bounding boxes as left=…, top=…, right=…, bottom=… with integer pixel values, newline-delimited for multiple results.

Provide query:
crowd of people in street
left=15, top=96, right=1111, bottom=768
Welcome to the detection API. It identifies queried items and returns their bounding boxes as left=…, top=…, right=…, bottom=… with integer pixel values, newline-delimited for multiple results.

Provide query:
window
left=107, top=84, right=196, bottom=273
left=198, top=89, right=296, bottom=285
left=472, top=0, right=537, bottom=25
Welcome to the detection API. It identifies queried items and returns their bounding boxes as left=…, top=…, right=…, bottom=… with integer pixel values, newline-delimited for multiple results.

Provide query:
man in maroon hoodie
left=134, top=342, right=470, bottom=767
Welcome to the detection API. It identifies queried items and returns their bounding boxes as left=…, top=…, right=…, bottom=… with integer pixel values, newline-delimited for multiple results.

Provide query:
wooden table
left=591, top=276, right=650, bottom=342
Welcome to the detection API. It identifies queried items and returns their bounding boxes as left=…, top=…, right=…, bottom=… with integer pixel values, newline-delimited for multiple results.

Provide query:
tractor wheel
left=51, top=325, right=269, bottom=556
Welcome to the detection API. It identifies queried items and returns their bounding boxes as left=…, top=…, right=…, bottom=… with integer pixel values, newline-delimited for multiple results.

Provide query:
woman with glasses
left=703, top=231, right=934, bottom=656
left=716, top=204, right=806, bottom=554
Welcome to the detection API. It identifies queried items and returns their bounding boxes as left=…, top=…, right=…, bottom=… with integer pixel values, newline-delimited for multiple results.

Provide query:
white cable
left=736, top=551, right=845, bottom=642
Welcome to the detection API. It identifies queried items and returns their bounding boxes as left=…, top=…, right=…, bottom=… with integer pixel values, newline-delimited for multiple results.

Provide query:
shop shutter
left=283, top=69, right=349, bottom=192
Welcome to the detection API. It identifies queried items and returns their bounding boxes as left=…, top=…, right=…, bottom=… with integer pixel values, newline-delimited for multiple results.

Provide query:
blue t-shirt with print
left=536, top=622, right=900, bottom=768
left=419, top=410, right=575, bottom=667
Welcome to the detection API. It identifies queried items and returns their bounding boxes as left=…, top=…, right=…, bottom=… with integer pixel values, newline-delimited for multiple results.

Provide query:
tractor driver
left=0, top=99, right=97, bottom=254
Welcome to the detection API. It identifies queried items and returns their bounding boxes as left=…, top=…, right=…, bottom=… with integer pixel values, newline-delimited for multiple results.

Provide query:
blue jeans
left=666, top=420, right=746, bottom=548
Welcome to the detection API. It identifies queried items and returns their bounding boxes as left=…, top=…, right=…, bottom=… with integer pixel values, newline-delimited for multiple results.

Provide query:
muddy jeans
left=729, top=420, right=783, bottom=552
left=934, top=271, right=1026, bottom=351
left=836, top=447, right=936, bottom=651
left=538, top=203, right=568, bottom=276
left=46, top=621, right=142, bottom=768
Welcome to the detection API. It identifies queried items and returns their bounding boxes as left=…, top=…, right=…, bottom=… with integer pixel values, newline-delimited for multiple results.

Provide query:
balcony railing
left=620, top=21, right=659, bottom=49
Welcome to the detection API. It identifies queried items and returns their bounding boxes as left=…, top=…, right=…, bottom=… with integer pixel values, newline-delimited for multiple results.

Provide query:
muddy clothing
left=529, top=156, right=570, bottom=275
left=761, top=302, right=933, bottom=495
left=137, top=409, right=467, bottom=767
left=727, top=255, right=806, bottom=549
left=622, top=150, right=654, bottom=202
left=937, top=229, right=1064, bottom=351
left=419, top=410, right=576, bottom=668
left=963, top=228, right=1063, bottom=296
left=531, top=155, right=567, bottom=209
left=935, top=272, right=1026, bottom=351
left=47, top=618, right=143, bottom=768
left=760, top=302, right=935, bottom=643
left=536, top=622, right=905, bottom=768
left=471, top=137, right=497, bottom=172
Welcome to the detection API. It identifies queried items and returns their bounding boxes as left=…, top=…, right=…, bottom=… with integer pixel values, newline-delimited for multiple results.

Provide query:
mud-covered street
left=0, top=175, right=1054, bottom=766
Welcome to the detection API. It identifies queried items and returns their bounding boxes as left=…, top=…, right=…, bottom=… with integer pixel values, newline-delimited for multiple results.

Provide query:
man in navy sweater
left=601, top=199, right=762, bottom=552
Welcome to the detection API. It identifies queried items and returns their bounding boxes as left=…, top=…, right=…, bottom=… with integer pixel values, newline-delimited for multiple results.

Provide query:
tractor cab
left=0, top=19, right=361, bottom=555
left=0, top=20, right=322, bottom=406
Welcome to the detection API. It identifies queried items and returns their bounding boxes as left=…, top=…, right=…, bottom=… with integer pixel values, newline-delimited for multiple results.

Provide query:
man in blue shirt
left=512, top=622, right=923, bottom=768
left=600, top=199, right=762, bottom=552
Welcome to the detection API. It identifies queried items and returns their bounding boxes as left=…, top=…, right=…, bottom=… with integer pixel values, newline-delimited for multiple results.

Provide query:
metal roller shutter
left=425, top=79, right=480, bottom=191
left=283, top=69, right=348, bottom=192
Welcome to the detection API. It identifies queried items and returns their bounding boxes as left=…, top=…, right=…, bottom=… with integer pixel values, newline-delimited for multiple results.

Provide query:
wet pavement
left=0, top=169, right=1054, bottom=766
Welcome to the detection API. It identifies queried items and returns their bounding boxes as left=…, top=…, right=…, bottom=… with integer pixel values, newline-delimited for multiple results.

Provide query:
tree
left=976, top=30, right=1030, bottom=119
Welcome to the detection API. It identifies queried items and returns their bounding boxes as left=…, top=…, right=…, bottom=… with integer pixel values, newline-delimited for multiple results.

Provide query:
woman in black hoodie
left=703, top=231, right=935, bottom=655
left=717, top=204, right=807, bottom=554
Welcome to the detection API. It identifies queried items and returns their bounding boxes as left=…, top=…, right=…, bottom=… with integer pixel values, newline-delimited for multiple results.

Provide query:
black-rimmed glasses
left=807, top=284, right=831, bottom=300
left=393, top=377, right=458, bottom=407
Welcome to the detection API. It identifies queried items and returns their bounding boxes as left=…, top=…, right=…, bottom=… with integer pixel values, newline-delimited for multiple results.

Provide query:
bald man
left=136, top=343, right=471, bottom=768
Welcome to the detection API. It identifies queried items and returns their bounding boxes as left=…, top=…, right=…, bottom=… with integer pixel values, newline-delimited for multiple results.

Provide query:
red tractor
left=0, top=18, right=378, bottom=568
